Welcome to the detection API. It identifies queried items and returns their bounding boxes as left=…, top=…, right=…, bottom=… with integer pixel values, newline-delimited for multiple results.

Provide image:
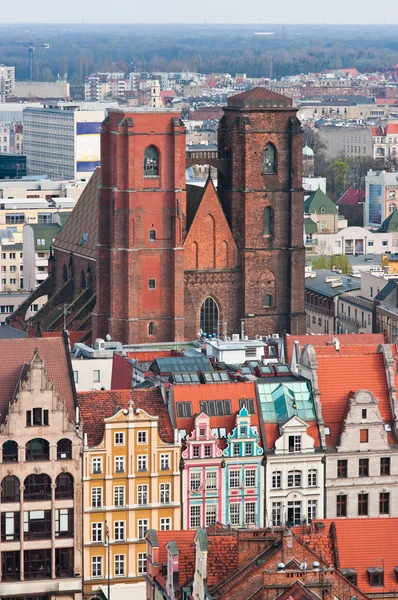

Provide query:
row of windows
left=337, top=457, right=390, bottom=478
left=271, top=500, right=318, bottom=526
left=91, top=552, right=147, bottom=578
left=189, top=469, right=257, bottom=492
left=2, top=438, right=72, bottom=463
left=1, top=548, right=74, bottom=582
left=91, top=452, right=170, bottom=474
left=189, top=501, right=257, bottom=528
left=1, top=473, right=73, bottom=502
left=91, top=484, right=173, bottom=508
left=271, top=469, right=318, bottom=489
left=1, top=508, right=73, bottom=541
left=336, top=492, right=390, bottom=517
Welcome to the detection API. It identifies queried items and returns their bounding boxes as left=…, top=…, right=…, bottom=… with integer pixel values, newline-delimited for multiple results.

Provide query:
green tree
left=329, top=159, right=349, bottom=198
left=312, top=254, right=352, bottom=274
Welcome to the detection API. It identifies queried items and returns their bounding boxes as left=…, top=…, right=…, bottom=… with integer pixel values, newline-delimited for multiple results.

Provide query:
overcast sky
left=1, top=0, right=398, bottom=24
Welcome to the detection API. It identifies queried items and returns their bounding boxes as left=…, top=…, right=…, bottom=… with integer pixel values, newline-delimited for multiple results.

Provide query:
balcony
left=337, top=313, right=367, bottom=332
left=305, top=302, right=334, bottom=318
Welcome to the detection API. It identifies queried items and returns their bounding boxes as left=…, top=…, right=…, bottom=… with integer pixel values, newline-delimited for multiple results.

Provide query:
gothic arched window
left=148, top=322, right=155, bottom=336
left=63, top=264, right=68, bottom=283
left=263, top=143, right=276, bottom=174
left=144, top=146, right=159, bottom=177
left=263, top=206, right=273, bottom=235
left=200, top=297, right=219, bottom=337
left=80, top=270, right=86, bottom=291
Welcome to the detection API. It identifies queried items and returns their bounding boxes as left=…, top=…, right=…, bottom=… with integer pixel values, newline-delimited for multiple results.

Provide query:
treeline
left=1, top=23, right=398, bottom=83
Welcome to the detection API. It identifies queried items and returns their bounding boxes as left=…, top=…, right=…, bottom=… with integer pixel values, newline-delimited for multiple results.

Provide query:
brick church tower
left=92, top=110, right=186, bottom=343
left=92, top=89, right=305, bottom=344
left=217, top=88, right=306, bottom=338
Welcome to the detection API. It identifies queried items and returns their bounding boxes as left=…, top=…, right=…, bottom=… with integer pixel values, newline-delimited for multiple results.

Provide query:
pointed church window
left=148, top=322, right=155, bottom=336
left=263, top=143, right=276, bottom=174
left=144, top=146, right=159, bottom=177
left=200, top=297, right=219, bottom=337
left=263, top=206, right=273, bottom=235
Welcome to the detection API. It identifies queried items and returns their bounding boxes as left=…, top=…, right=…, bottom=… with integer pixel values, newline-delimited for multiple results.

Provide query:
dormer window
left=342, top=568, right=358, bottom=585
left=288, top=435, right=301, bottom=453
left=367, top=568, right=384, bottom=587
left=199, top=428, right=205, bottom=437
left=240, top=426, right=247, bottom=436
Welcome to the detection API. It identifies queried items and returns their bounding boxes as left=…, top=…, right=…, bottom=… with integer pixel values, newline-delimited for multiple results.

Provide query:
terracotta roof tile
left=78, top=388, right=173, bottom=446
left=286, top=333, right=384, bottom=362
left=315, top=350, right=393, bottom=447
left=0, top=337, right=75, bottom=424
left=151, top=531, right=196, bottom=588
left=172, top=381, right=260, bottom=433
left=312, top=518, right=398, bottom=594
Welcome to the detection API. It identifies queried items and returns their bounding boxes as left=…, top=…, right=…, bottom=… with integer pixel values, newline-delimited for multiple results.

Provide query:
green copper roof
left=304, top=188, right=338, bottom=215
left=257, top=380, right=316, bottom=422
left=304, top=217, right=318, bottom=234
left=381, top=209, right=398, bottom=232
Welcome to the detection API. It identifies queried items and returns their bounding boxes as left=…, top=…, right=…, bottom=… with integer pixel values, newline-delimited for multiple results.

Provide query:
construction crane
left=0, top=42, right=50, bottom=80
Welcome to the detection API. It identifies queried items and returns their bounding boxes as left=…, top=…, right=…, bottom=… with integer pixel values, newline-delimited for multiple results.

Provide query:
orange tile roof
left=152, top=531, right=196, bottom=587
left=78, top=388, right=173, bottom=446
left=313, top=519, right=398, bottom=594
left=286, top=333, right=384, bottom=362
left=0, top=337, right=75, bottom=424
left=315, top=350, right=393, bottom=446
left=172, top=381, right=260, bottom=432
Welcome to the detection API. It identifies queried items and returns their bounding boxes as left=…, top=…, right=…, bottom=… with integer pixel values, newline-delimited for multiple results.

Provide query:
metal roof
left=305, top=269, right=360, bottom=297
left=152, top=355, right=213, bottom=373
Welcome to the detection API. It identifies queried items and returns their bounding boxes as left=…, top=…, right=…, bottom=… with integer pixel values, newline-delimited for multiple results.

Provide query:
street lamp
left=103, top=523, right=110, bottom=600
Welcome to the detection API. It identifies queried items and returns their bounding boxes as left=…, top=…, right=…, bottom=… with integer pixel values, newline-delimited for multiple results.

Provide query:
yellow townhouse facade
left=78, top=389, right=181, bottom=599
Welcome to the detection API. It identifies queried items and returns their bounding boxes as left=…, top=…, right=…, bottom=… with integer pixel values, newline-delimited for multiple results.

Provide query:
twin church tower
left=92, top=88, right=305, bottom=344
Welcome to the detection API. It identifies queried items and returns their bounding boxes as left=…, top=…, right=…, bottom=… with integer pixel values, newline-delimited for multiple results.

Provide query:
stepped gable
left=313, top=345, right=394, bottom=446
left=78, top=388, right=173, bottom=446
left=53, top=167, right=100, bottom=259
left=0, top=337, right=75, bottom=424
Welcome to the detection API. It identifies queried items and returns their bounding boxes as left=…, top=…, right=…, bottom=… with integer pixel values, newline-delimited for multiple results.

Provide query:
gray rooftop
left=305, top=269, right=360, bottom=297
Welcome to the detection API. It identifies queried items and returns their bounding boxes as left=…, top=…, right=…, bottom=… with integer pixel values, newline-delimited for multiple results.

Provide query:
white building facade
left=265, top=416, right=324, bottom=527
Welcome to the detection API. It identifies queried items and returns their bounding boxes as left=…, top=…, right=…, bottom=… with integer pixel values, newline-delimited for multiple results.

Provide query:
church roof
left=227, top=87, right=292, bottom=109
left=381, top=209, right=398, bottom=232
left=304, top=188, right=338, bottom=214
left=52, top=167, right=100, bottom=260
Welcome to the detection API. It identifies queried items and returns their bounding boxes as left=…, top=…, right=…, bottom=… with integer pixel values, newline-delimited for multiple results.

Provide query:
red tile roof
left=337, top=186, right=365, bottom=205
left=286, top=333, right=384, bottom=363
left=312, top=519, right=398, bottom=594
left=275, top=580, right=322, bottom=600
left=0, top=337, right=75, bottom=424
left=207, top=527, right=239, bottom=587
left=78, top=388, right=173, bottom=446
left=231, top=87, right=291, bottom=102
left=152, top=531, right=196, bottom=588
left=314, top=348, right=393, bottom=446
left=172, top=381, right=260, bottom=433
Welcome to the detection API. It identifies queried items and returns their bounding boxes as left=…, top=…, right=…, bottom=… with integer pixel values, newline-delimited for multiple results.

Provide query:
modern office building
left=23, top=104, right=107, bottom=179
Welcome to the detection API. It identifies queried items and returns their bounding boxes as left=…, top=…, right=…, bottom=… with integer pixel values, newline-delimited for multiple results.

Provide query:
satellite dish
left=300, top=562, right=308, bottom=571
left=106, top=334, right=111, bottom=341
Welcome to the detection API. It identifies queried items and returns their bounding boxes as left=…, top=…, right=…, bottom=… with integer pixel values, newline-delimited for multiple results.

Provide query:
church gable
left=184, top=179, right=238, bottom=271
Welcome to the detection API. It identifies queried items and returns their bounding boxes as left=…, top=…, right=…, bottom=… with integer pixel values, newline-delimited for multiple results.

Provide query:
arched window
left=25, top=438, right=50, bottom=461
left=63, top=264, right=68, bottom=282
left=57, top=438, right=72, bottom=460
left=148, top=322, right=155, bottom=336
left=272, top=471, right=282, bottom=489
left=263, top=206, right=273, bottom=235
left=24, top=474, right=51, bottom=501
left=389, top=203, right=396, bottom=214
left=2, top=440, right=18, bottom=463
left=263, top=143, right=276, bottom=174
left=320, top=206, right=326, bottom=213
left=1, top=475, right=20, bottom=502
left=287, top=470, right=302, bottom=488
left=80, top=269, right=86, bottom=291
left=55, top=473, right=74, bottom=499
left=200, top=297, right=219, bottom=337
left=144, top=146, right=159, bottom=177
